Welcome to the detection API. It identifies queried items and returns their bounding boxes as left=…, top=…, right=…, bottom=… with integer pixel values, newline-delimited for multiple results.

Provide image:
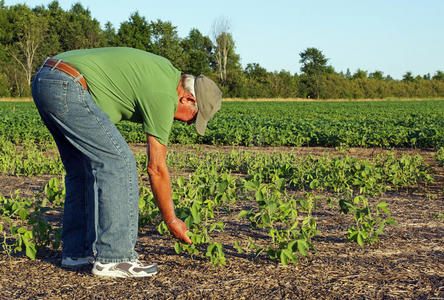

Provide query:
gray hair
left=182, top=74, right=196, bottom=98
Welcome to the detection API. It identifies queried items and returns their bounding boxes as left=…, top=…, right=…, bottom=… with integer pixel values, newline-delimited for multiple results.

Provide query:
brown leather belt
left=44, top=58, right=88, bottom=90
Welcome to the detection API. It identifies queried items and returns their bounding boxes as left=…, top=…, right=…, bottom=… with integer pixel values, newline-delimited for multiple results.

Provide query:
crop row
left=0, top=140, right=63, bottom=176
left=1, top=140, right=436, bottom=196
left=1, top=101, right=443, bottom=148
left=1, top=148, right=436, bottom=265
left=0, top=170, right=397, bottom=265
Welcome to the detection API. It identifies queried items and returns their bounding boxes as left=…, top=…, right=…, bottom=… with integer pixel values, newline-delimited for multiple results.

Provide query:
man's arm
left=146, top=134, right=192, bottom=244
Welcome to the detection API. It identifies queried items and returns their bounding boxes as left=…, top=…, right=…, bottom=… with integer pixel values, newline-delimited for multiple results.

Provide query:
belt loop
left=73, top=74, right=83, bottom=82
left=35, top=57, right=50, bottom=76
left=40, top=57, right=50, bottom=69
left=51, top=59, right=62, bottom=71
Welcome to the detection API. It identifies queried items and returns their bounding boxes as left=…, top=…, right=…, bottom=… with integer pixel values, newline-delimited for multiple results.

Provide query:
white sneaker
left=61, top=256, right=95, bottom=268
left=92, top=260, right=158, bottom=278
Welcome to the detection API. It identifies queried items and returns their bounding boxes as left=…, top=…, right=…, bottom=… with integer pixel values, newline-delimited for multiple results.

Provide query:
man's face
left=187, top=111, right=198, bottom=125
left=174, top=96, right=198, bottom=123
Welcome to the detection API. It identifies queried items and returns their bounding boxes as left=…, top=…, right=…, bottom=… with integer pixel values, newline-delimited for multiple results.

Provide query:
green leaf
left=270, top=201, right=279, bottom=212
left=377, top=201, right=390, bottom=214
left=280, top=249, right=296, bottom=266
left=215, top=242, right=223, bottom=253
left=244, top=181, right=258, bottom=191
left=353, top=196, right=363, bottom=205
left=177, top=177, right=185, bottom=187
left=221, top=194, right=228, bottom=203
left=386, top=217, right=398, bottom=225
left=18, top=208, right=28, bottom=221
left=174, top=242, right=181, bottom=254
left=157, top=222, right=168, bottom=235
left=138, top=198, right=146, bottom=210
left=279, top=250, right=288, bottom=266
left=297, top=240, right=309, bottom=257
left=347, top=229, right=358, bottom=241
left=309, top=179, right=320, bottom=190
left=218, top=181, right=228, bottom=193
left=234, top=240, right=243, bottom=253
left=357, top=233, right=364, bottom=247
left=190, top=202, right=201, bottom=224
left=237, top=210, right=249, bottom=218
left=209, top=221, right=224, bottom=232
left=25, top=243, right=37, bottom=260
left=255, top=190, right=264, bottom=202
left=289, top=220, right=299, bottom=231
left=275, top=178, right=285, bottom=191
left=206, top=243, right=216, bottom=257
left=287, top=240, right=297, bottom=251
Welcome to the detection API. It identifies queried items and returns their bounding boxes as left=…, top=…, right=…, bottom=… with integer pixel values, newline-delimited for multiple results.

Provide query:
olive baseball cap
left=194, top=75, right=222, bottom=135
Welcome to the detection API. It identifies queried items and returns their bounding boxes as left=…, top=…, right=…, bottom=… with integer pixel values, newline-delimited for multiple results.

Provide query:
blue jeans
left=32, top=66, right=139, bottom=263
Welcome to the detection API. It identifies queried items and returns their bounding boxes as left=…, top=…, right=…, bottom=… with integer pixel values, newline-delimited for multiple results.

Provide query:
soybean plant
left=237, top=179, right=320, bottom=266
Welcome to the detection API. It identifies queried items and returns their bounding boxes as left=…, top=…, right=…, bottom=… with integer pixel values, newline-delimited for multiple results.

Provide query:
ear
left=182, top=95, right=196, bottom=105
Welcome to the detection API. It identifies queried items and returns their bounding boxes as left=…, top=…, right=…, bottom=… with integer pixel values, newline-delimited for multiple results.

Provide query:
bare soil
left=0, top=145, right=443, bottom=299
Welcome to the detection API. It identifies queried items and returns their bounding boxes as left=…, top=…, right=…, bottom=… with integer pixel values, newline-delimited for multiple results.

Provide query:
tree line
left=1, top=0, right=443, bottom=99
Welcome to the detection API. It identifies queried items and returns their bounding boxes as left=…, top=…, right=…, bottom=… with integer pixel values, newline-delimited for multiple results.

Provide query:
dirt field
left=0, top=145, right=443, bottom=299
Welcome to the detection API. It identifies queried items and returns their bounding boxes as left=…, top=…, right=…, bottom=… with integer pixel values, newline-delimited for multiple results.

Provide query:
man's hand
left=166, top=218, right=192, bottom=244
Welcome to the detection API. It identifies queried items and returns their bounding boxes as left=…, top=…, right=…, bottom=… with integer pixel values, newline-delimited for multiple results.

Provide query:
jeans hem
left=62, top=253, right=91, bottom=259
left=96, top=255, right=139, bottom=263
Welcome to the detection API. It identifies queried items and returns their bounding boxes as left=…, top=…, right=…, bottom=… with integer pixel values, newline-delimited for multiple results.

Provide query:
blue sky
left=5, top=0, right=444, bottom=79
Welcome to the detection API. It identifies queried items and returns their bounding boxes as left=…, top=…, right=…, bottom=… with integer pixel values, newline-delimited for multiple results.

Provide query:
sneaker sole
left=61, top=257, right=95, bottom=269
left=91, top=269, right=158, bottom=279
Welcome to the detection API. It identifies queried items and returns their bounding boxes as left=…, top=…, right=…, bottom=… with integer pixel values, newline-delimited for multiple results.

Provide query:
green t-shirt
left=54, top=47, right=181, bottom=145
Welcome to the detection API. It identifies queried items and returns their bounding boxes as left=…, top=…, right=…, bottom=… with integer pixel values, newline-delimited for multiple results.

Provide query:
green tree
left=299, top=47, right=330, bottom=99
left=299, top=47, right=329, bottom=76
left=245, top=63, right=267, bottom=82
left=222, top=68, right=245, bottom=97
left=402, top=71, right=414, bottom=82
left=0, top=0, right=11, bottom=66
left=369, top=70, right=384, bottom=80
left=267, top=70, right=299, bottom=98
left=149, top=19, right=183, bottom=69
left=353, top=69, right=367, bottom=79
left=38, top=1, right=64, bottom=54
left=115, top=12, right=152, bottom=51
left=211, top=17, right=241, bottom=85
left=0, top=0, right=11, bottom=96
left=103, top=21, right=116, bottom=46
left=432, top=70, right=444, bottom=81
left=35, top=1, right=103, bottom=53
left=66, top=3, right=103, bottom=49
left=2, top=4, right=48, bottom=95
left=384, top=74, right=394, bottom=81
left=242, top=63, right=269, bottom=97
left=180, top=28, right=214, bottom=75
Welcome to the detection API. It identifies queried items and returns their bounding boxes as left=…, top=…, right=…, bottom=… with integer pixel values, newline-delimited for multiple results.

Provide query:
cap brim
left=194, top=75, right=222, bottom=136
left=195, top=111, right=208, bottom=136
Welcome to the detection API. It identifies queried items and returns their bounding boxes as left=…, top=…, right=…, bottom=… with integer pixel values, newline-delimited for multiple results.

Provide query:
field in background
left=2, top=97, right=444, bottom=102
left=0, top=100, right=442, bottom=298
left=2, top=100, right=443, bottom=148
left=223, top=97, right=444, bottom=102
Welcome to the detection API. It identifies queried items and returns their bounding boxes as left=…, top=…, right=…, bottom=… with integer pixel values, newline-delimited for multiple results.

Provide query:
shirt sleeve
left=138, top=92, right=177, bottom=146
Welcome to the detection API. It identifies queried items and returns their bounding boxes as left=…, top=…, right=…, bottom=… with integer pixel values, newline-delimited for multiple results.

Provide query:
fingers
left=167, top=219, right=193, bottom=245
left=181, top=230, right=192, bottom=245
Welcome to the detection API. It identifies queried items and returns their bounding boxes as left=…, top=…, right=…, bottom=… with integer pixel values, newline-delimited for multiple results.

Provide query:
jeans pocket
left=37, top=78, right=68, bottom=117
